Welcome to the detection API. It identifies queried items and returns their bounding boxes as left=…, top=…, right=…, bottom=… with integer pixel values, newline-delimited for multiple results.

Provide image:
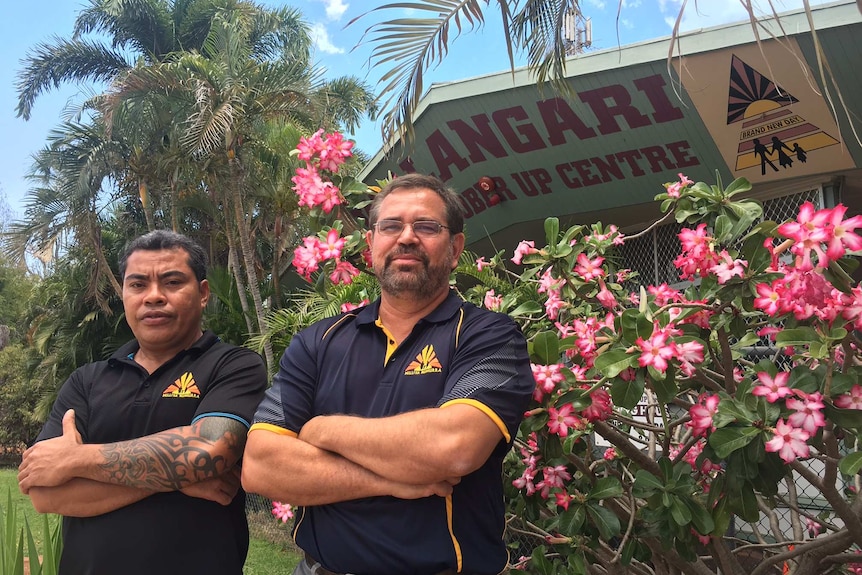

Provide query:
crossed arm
left=241, top=403, right=503, bottom=506
left=19, top=409, right=246, bottom=516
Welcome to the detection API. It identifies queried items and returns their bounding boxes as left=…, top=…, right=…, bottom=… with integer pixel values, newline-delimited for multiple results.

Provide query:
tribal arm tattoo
left=93, top=417, right=247, bottom=492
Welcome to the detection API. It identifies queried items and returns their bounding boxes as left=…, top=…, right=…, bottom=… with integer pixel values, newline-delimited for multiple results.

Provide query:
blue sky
left=0, top=0, right=829, bottom=217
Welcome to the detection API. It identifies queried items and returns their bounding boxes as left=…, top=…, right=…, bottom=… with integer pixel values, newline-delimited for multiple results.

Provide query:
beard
left=376, top=244, right=454, bottom=299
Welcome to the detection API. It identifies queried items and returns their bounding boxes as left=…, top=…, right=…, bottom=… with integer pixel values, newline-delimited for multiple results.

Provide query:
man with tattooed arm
left=18, top=230, right=267, bottom=575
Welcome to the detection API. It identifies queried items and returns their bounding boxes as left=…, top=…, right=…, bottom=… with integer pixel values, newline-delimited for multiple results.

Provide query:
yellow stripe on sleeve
left=440, top=398, right=511, bottom=443
left=248, top=423, right=298, bottom=438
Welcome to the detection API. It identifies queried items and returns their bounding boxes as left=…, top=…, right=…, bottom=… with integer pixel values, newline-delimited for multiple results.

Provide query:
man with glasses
left=243, top=173, right=534, bottom=575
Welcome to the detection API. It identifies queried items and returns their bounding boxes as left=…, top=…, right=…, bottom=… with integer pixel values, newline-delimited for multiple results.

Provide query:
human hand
left=18, top=409, right=84, bottom=494
left=180, top=467, right=241, bottom=505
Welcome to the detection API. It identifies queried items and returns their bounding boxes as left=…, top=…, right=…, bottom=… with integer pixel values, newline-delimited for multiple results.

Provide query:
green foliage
left=0, top=345, right=44, bottom=451
left=0, top=489, right=61, bottom=575
left=288, top=156, right=862, bottom=574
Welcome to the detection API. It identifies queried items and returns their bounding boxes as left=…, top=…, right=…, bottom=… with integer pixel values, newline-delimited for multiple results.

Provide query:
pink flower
left=329, top=260, right=360, bottom=285
left=512, top=467, right=538, bottom=496
left=786, top=391, right=826, bottom=435
left=574, top=253, right=605, bottom=281
left=753, top=282, right=782, bottom=316
left=272, top=501, right=294, bottom=523
left=595, top=279, right=617, bottom=309
left=647, top=284, right=681, bottom=306
left=709, top=250, right=746, bottom=284
left=341, top=299, right=370, bottom=313
left=822, top=204, right=862, bottom=261
left=665, top=173, right=694, bottom=198
left=547, top=403, right=580, bottom=437
left=752, top=372, right=793, bottom=403
left=537, top=268, right=565, bottom=294
left=675, top=340, right=705, bottom=377
left=635, top=332, right=676, bottom=373
left=531, top=363, right=565, bottom=399
left=688, top=393, right=720, bottom=438
left=543, top=289, right=566, bottom=321
left=512, top=240, right=537, bottom=265
left=475, top=257, right=490, bottom=271
left=483, top=289, right=503, bottom=311
left=603, top=448, right=617, bottom=461
left=554, top=492, right=575, bottom=511
left=320, top=229, right=346, bottom=260
left=293, top=236, right=323, bottom=280
left=835, top=384, right=862, bottom=409
left=582, top=388, right=612, bottom=422
left=806, top=517, right=822, bottom=537
left=765, top=419, right=810, bottom=463
left=778, top=201, right=829, bottom=270
left=296, top=129, right=353, bottom=172
left=535, top=465, right=572, bottom=499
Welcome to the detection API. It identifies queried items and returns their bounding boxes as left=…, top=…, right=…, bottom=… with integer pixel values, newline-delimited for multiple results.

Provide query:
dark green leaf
left=558, top=504, right=586, bottom=535
left=708, top=426, right=760, bottom=459
left=686, top=499, right=715, bottom=535
left=611, top=374, right=645, bottom=410
left=544, top=217, right=560, bottom=247
left=775, top=327, right=820, bottom=348
left=731, top=484, right=759, bottom=522
left=595, top=350, right=635, bottom=379
left=669, top=497, right=692, bottom=526
left=590, top=477, right=624, bottom=500
left=632, top=469, right=664, bottom=497
left=530, top=331, right=560, bottom=364
left=839, top=452, right=862, bottom=476
left=509, top=300, right=543, bottom=317
left=586, top=502, right=621, bottom=540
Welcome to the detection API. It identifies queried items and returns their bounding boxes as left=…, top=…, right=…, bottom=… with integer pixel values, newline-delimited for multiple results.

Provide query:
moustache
left=385, top=248, right=429, bottom=267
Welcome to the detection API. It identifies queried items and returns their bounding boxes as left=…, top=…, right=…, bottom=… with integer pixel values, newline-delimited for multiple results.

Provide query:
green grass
left=0, top=468, right=301, bottom=574
left=0, top=467, right=60, bottom=553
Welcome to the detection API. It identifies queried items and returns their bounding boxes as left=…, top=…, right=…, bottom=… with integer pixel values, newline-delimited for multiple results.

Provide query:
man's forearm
left=298, top=404, right=503, bottom=484
left=241, top=430, right=453, bottom=506
left=28, top=480, right=154, bottom=517
left=89, top=418, right=243, bottom=491
left=20, top=416, right=247, bottom=493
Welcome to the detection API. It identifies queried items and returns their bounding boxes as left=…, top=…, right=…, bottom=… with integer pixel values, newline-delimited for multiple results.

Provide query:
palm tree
left=100, top=3, right=377, bottom=372
left=6, top=114, right=131, bottom=306
left=15, top=0, right=230, bottom=121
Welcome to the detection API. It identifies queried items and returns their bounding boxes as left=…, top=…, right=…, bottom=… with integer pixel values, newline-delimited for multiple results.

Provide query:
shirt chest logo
left=404, top=344, right=443, bottom=376
left=162, top=371, right=201, bottom=398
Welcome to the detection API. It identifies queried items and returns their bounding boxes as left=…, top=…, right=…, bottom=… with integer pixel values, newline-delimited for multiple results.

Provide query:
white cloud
left=622, top=0, right=643, bottom=7
left=316, top=0, right=349, bottom=21
left=585, top=0, right=606, bottom=9
left=620, top=18, right=635, bottom=29
left=310, top=23, right=345, bottom=55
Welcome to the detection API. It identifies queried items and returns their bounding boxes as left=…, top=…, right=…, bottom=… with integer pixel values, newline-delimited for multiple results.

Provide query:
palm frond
left=348, top=0, right=499, bottom=148
left=16, top=38, right=131, bottom=120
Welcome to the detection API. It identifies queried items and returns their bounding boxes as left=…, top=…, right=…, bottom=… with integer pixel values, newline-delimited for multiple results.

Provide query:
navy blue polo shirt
left=36, top=331, right=267, bottom=575
left=251, top=292, right=533, bottom=575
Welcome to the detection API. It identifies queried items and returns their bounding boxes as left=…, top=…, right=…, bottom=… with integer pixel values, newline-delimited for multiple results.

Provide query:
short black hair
left=369, top=173, right=465, bottom=234
left=119, top=230, right=208, bottom=282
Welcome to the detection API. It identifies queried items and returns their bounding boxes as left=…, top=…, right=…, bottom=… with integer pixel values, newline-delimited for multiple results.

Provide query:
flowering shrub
left=284, top=131, right=862, bottom=574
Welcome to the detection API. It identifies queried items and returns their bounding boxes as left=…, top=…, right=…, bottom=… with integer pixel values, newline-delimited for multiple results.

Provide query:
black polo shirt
left=251, top=292, right=534, bottom=575
left=35, top=331, right=267, bottom=575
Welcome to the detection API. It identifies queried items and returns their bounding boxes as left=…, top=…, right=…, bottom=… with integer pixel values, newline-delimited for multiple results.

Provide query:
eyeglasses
left=373, top=219, right=451, bottom=237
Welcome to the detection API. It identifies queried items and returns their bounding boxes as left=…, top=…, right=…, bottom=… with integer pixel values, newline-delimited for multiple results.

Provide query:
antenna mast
left=563, top=6, right=592, bottom=56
